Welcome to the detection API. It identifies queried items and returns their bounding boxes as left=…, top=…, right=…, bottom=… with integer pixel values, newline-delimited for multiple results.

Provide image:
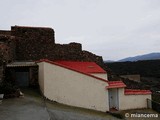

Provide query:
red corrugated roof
left=55, top=61, right=106, bottom=73
left=125, top=89, right=152, bottom=95
left=37, top=59, right=108, bottom=83
left=106, top=81, right=126, bottom=89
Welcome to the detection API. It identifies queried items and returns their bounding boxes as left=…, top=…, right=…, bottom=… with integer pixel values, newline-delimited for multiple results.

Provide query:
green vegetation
left=105, top=60, right=160, bottom=103
left=106, top=60, right=160, bottom=77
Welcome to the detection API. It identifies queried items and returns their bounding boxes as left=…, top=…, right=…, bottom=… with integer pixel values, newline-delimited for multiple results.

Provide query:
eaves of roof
left=125, top=89, right=152, bottom=95
left=106, top=81, right=126, bottom=89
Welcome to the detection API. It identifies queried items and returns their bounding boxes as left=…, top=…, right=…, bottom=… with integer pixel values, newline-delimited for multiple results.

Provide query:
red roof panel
left=106, top=81, right=126, bottom=89
left=125, top=89, right=152, bottom=95
left=55, top=61, right=106, bottom=73
left=37, top=59, right=108, bottom=83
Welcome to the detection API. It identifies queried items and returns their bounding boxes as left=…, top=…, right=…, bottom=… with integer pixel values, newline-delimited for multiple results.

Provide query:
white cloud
left=0, top=0, right=160, bottom=60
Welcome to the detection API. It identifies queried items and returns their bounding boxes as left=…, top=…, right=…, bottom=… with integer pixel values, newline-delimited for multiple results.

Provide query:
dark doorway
left=15, top=68, right=29, bottom=87
left=5, top=66, right=38, bottom=87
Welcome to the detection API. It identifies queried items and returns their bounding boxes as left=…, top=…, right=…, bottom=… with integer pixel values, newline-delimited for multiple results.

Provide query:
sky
left=0, top=0, right=160, bottom=60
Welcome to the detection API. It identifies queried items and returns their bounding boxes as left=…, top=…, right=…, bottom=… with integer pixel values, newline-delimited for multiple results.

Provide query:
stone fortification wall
left=0, top=26, right=106, bottom=72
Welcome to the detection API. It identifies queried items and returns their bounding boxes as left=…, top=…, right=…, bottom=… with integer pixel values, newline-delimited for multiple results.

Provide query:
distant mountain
left=118, top=52, right=160, bottom=62
left=104, top=60, right=115, bottom=63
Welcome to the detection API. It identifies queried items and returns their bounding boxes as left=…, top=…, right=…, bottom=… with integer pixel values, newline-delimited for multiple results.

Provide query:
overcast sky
left=1, top=0, right=160, bottom=60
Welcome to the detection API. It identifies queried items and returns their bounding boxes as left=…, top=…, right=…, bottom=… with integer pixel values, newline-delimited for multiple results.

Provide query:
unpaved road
left=0, top=89, right=120, bottom=120
left=0, top=89, right=159, bottom=120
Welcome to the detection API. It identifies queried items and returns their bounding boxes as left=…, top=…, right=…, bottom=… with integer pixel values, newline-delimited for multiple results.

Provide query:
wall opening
left=5, top=66, right=38, bottom=87
left=108, top=88, right=119, bottom=111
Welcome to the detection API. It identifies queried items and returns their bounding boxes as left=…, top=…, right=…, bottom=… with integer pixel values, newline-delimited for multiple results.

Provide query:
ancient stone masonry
left=0, top=35, right=16, bottom=82
left=0, top=35, right=16, bottom=62
left=11, top=26, right=55, bottom=60
left=11, top=26, right=105, bottom=65
left=0, top=30, right=11, bottom=36
left=0, top=25, right=106, bottom=81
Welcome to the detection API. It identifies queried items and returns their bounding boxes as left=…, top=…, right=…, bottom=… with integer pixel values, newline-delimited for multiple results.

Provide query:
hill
left=105, top=60, right=160, bottom=103
left=106, top=59, right=160, bottom=77
left=118, top=52, right=160, bottom=62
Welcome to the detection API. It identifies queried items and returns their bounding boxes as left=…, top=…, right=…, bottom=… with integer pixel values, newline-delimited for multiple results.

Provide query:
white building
left=37, top=59, right=151, bottom=112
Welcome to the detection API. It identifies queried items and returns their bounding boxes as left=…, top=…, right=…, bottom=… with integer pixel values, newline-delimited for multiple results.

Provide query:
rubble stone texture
left=0, top=26, right=106, bottom=81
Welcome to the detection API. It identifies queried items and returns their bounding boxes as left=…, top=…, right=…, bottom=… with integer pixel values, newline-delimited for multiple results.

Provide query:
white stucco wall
left=91, top=73, right=108, bottom=80
left=38, top=62, right=44, bottom=94
left=38, top=62, right=109, bottom=112
left=118, top=88, right=151, bottom=110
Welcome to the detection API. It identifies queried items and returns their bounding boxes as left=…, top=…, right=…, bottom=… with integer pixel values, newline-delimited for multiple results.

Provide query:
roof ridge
left=54, top=60, right=106, bottom=73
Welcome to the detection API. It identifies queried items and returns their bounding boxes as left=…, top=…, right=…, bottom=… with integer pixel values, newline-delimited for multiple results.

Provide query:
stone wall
left=0, top=30, right=11, bottom=36
left=0, top=26, right=106, bottom=72
left=11, top=26, right=55, bottom=61
left=0, top=35, right=16, bottom=62
left=11, top=26, right=82, bottom=61
left=0, top=66, right=2, bottom=81
left=11, top=26, right=105, bottom=68
left=120, top=74, right=140, bottom=82
left=0, top=34, right=15, bottom=82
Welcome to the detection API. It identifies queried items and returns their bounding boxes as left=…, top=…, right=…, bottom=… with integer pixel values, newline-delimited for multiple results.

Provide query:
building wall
left=0, top=30, right=11, bottom=36
left=11, top=26, right=84, bottom=61
left=11, top=26, right=55, bottom=60
left=91, top=73, right=108, bottom=80
left=38, top=62, right=45, bottom=93
left=118, top=88, right=151, bottom=110
left=120, top=74, right=140, bottom=82
left=37, top=62, right=109, bottom=112
left=0, top=35, right=15, bottom=82
left=0, top=66, right=3, bottom=82
left=0, top=39, right=8, bottom=82
left=0, top=35, right=16, bottom=63
left=0, top=26, right=106, bottom=71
